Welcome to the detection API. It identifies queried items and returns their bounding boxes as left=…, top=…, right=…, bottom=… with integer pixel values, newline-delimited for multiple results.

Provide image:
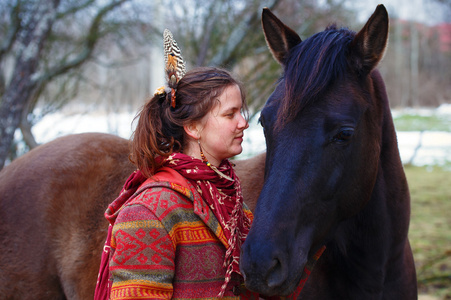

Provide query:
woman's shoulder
left=119, top=180, right=203, bottom=226
left=129, top=184, right=192, bottom=211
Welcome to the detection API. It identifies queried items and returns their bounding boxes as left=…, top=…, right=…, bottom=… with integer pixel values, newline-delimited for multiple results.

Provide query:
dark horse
left=240, top=5, right=417, bottom=299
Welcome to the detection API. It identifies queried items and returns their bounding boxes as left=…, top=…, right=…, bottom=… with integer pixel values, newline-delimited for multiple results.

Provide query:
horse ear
left=262, top=8, right=302, bottom=65
left=350, top=4, right=389, bottom=73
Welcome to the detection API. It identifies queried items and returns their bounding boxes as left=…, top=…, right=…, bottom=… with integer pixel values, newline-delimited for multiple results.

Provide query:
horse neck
left=333, top=69, right=410, bottom=257
left=374, top=70, right=409, bottom=205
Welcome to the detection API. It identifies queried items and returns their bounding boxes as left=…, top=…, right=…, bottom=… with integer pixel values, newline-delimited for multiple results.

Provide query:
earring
left=198, top=139, right=211, bottom=166
left=197, top=139, right=233, bottom=181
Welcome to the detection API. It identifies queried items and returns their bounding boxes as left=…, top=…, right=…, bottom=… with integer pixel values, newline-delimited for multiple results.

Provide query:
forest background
left=0, top=0, right=450, bottom=298
left=0, top=0, right=450, bottom=166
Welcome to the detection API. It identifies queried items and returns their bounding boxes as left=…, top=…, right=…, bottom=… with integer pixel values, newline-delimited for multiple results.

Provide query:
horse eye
left=333, top=128, right=354, bottom=143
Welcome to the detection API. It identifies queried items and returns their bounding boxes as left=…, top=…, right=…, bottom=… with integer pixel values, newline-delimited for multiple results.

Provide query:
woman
left=95, top=30, right=322, bottom=300
left=95, top=30, right=256, bottom=300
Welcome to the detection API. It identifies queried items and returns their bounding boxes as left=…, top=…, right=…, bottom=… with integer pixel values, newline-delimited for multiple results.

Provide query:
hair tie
left=154, top=86, right=166, bottom=97
left=170, top=88, right=176, bottom=108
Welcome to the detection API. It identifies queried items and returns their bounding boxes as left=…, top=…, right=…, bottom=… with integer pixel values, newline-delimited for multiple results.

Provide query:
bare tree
left=0, top=0, right=356, bottom=168
left=0, top=0, right=140, bottom=168
left=0, top=0, right=59, bottom=167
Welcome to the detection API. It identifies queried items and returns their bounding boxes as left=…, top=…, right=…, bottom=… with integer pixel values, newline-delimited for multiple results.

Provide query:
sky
left=348, top=0, right=450, bottom=25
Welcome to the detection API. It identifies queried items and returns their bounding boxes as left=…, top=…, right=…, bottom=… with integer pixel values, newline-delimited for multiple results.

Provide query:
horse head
left=240, top=5, right=390, bottom=296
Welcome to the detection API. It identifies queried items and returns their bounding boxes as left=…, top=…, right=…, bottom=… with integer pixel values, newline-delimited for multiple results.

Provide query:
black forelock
left=275, top=25, right=356, bottom=128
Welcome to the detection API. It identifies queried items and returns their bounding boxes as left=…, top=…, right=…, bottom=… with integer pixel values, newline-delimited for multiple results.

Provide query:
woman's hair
left=130, top=66, right=248, bottom=177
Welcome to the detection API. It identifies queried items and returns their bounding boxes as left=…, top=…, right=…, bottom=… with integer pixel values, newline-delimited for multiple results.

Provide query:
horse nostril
left=266, top=257, right=286, bottom=288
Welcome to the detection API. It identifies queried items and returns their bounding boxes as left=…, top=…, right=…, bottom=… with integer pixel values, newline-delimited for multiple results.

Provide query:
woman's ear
left=184, top=122, right=200, bottom=140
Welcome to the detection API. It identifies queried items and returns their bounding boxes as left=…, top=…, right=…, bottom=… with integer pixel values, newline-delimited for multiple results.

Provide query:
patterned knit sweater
left=107, top=167, right=259, bottom=300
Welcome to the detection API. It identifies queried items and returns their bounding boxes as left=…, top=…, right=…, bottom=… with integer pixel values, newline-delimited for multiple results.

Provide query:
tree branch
left=209, top=0, right=282, bottom=66
left=56, top=0, right=96, bottom=19
left=20, top=117, right=39, bottom=149
left=40, top=0, right=130, bottom=83
left=0, top=1, right=22, bottom=61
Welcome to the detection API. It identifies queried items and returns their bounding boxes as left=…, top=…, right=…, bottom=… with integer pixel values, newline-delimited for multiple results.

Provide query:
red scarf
left=162, top=153, right=251, bottom=296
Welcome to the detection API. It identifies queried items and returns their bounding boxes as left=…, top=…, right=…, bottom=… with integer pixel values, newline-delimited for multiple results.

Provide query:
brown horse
left=0, top=132, right=265, bottom=299
left=240, top=5, right=417, bottom=299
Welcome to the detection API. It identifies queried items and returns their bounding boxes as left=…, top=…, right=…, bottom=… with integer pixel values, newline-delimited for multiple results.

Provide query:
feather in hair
left=163, top=29, right=186, bottom=89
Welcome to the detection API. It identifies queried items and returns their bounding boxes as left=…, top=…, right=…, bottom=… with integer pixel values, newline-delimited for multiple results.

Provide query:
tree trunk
left=410, top=21, right=420, bottom=107
left=394, top=19, right=407, bottom=107
left=0, top=1, right=59, bottom=169
left=20, top=118, right=39, bottom=150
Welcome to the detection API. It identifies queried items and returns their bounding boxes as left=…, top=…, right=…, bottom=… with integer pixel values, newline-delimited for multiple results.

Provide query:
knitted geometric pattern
left=108, top=179, right=258, bottom=300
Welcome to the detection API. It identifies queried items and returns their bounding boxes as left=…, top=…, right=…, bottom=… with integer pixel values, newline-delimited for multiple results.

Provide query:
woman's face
left=197, top=84, right=249, bottom=166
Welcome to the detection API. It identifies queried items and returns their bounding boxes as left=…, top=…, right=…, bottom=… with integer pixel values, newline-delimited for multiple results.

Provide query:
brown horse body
left=0, top=132, right=264, bottom=299
left=0, top=133, right=133, bottom=299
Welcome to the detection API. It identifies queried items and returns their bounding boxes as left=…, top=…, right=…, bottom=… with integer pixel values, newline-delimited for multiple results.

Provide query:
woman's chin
left=231, top=147, right=243, bottom=157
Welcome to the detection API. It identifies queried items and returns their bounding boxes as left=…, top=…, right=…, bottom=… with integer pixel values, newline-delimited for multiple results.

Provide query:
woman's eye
left=332, top=127, right=354, bottom=143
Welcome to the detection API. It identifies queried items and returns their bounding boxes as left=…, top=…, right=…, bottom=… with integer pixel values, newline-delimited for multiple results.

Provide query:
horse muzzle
left=240, top=241, right=307, bottom=296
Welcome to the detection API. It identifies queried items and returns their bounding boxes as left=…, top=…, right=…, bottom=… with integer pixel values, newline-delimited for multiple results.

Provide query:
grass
left=392, top=109, right=451, bottom=298
left=405, top=165, right=451, bottom=299
left=393, top=113, right=451, bottom=132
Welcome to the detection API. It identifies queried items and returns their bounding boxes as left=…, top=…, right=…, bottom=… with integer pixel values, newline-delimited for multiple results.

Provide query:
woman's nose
left=238, top=114, right=249, bottom=130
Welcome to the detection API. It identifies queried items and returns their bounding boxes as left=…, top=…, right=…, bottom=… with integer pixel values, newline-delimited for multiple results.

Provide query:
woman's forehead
left=217, top=85, right=242, bottom=107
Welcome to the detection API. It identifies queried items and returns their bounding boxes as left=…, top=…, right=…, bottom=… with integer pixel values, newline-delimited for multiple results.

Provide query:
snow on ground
left=31, top=105, right=451, bottom=167
left=398, top=131, right=451, bottom=166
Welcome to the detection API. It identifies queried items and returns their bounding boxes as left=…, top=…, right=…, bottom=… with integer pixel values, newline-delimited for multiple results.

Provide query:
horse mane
left=276, top=25, right=355, bottom=128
